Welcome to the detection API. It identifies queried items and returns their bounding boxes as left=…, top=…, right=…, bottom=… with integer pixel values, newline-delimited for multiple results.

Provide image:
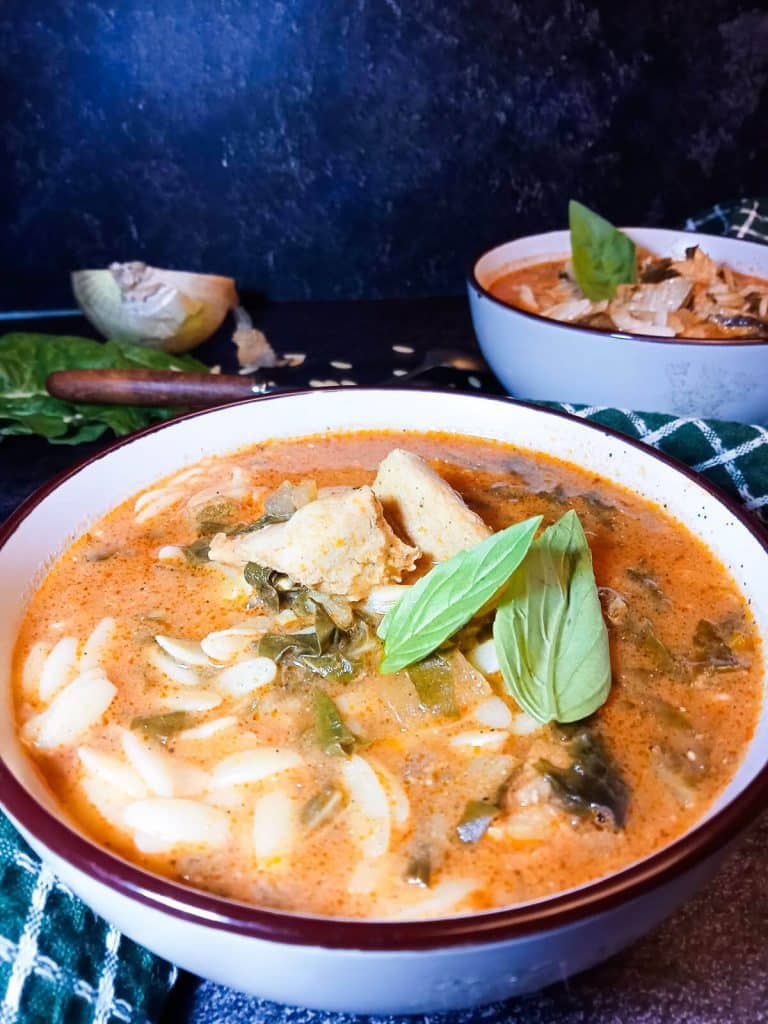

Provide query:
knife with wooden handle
left=46, top=369, right=293, bottom=407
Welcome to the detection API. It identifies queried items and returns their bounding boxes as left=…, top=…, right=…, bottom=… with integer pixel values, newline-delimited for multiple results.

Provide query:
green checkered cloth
left=0, top=815, right=176, bottom=1024
left=1, top=200, right=767, bottom=1024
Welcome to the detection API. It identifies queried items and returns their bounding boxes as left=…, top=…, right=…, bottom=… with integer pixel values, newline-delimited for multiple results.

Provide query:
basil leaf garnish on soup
left=378, top=515, right=542, bottom=674
left=493, top=509, right=611, bottom=724
left=568, top=199, right=636, bottom=301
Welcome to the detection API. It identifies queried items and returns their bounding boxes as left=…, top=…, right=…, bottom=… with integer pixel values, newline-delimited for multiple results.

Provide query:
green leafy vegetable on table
left=568, top=199, right=636, bottom=301
left=494, top=510, right=611, bottom=724
left=0, top=333, right=209, bottom=444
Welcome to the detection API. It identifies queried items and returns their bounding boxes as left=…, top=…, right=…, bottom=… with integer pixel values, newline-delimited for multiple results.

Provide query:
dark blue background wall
left=2, top=1, right=767, bottom=306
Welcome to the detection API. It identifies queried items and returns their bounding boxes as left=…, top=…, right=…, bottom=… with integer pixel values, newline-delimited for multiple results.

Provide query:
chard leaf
left=131, top=711, right=192, bottom=744
left=538, top=725, right=628, bottom=828
left=181, top=538, right=211, bottom=565
left=493, top=509, right=611, bottom=724
left=312, top=689, right=357, bottom=756
left=406, top=654, right=458, bottom=717
left=691, top=619, right=739, bottom=671
left=378, top=516, right=542, bottom=674
left=301, top=784, right=344, bottom=830
left=258, top=631, right=322, bottom=661
left=232, top=510, right=292, bottom=535
left=568, top=200, right=636, bottom=301
left=300, top=652, right=357, bottom=682
left=0, top=333, right=207, bottom=444
left=244, top=562, right=280, bottom=613
left=455, top=799, right=498, bottom=844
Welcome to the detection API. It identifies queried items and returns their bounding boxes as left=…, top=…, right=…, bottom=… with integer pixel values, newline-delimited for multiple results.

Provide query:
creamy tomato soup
left=12, top=432, right=762, bottom=919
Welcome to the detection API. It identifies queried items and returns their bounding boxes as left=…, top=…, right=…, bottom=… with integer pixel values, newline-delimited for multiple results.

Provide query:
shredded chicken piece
left=372, top=449, right=490, bottom=562
left=209, top=486, right=419, bottom=601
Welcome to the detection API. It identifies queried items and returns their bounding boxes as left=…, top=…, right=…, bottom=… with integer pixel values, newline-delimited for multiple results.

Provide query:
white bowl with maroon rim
left=0, top=389, right=766, bottom=1014
left=468, top=228, right=768, bottom=423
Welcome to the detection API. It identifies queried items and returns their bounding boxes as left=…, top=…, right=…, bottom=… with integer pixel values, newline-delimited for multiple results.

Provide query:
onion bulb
left=71, top=262, right=238, bottom=354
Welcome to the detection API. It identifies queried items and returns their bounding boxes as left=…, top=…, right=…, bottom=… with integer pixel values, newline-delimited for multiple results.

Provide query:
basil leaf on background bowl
left=0, top=333, right=209, bottom=444
left=568, top=199, right=636, bottom=300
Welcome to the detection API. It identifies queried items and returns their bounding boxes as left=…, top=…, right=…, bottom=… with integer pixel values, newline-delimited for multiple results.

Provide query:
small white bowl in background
left=468, top=228, right=768, bottom=423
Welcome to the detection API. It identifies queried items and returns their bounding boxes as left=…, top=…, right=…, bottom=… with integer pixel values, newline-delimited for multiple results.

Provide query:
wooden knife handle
left=46, top=369, right=260, bottom=407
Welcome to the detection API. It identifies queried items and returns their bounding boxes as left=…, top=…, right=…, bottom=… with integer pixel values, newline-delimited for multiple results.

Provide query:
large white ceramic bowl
left=1, top=390, right=767, bottom=1014
left=468, top=228, right=768, bottom=423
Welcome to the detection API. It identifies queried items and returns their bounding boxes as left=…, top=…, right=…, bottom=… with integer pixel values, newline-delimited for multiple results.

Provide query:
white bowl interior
left=474, top=227, right=768, bottom=291
left=1, top=390, right=766, bottom=862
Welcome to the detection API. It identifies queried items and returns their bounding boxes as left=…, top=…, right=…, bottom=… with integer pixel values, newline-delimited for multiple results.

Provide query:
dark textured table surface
left=2, top=299, right=767, bottom=1024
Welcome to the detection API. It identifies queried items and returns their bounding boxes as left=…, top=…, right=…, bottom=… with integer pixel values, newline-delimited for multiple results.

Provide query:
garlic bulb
left=71, top=262, right=238, bottom=354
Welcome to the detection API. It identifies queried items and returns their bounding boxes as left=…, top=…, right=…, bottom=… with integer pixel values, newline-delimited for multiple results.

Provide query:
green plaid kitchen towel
left=0, top=815, right=176, bottom=1024
left=1, top=199, right=768, bottom=1024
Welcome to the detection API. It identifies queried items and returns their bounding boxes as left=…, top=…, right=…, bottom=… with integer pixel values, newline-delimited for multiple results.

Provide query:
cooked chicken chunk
left=372, top=449, right=490, bottom=562
left=209, top=486, right=419, bottom=601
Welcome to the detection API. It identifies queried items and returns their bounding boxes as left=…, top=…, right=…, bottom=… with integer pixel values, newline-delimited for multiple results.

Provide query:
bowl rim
left=467, top=226, right=768, bottom=349
left=1, top=388, right=767, bottom=952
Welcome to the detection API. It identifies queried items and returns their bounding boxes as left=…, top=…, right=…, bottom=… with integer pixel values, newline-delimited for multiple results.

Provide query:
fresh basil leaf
left=568, top=200, right=636, bottom=301
left=0, top=333, right=208, bottom=445
left=493, top=509, right=611, bottom=724
left=378, top=516, right=542, bottom=674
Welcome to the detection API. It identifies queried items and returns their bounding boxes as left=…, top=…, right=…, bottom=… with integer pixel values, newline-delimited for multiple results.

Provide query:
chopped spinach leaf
left=538, top=726, right=629, bottom=829
left=181, top=538, right=211, bottom=565
left=456, top=799, right=498, bottom=844
left=301, top=783, right=344, bottom=830
left=131, top=711, right=192, bottom=744
left=312, top=689, right=358, bottom=756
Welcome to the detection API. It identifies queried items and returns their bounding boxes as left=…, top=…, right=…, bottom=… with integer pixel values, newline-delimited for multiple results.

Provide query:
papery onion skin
left=72, top=263, right=238, bottom=354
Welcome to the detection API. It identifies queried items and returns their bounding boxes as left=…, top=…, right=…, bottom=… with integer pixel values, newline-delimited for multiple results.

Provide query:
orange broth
left=12, top=431, right=762, bottom=918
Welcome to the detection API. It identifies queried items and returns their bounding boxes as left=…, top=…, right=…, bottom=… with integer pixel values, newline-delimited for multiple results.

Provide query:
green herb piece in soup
left=456, top=799, right=498, bottom=844
left=631, top=618, right=687, bottom=681
left=539, top=726, right=628, bottom=828
left=232, top=510, right=292, bottom=535
left=692, top=619, right=739, bottom=672
left=301, top=783, right=344, bottom=830
left=404, top=853, right=432, bottom=888
left=313, top=689, right=358, bottom=756
left=181, top=538, right=211, bottom=565
left=378, top=515, right=542, bottom=674
left=196, top=500, right=238, bottom=536
left=259, top=631, right=322, bottom=662
left=406, top=654, right=459, bottom=717
left=625, top=566, right=668, bottom=607
left=243, top=562, right=281, bottom=613
left=131, top=711, right=192, bottom=744
left=493, top=509, right=611, bottom=724
left=568, top=200, right=636, bottom=301
left=301, top=652, right=358, bottom=682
